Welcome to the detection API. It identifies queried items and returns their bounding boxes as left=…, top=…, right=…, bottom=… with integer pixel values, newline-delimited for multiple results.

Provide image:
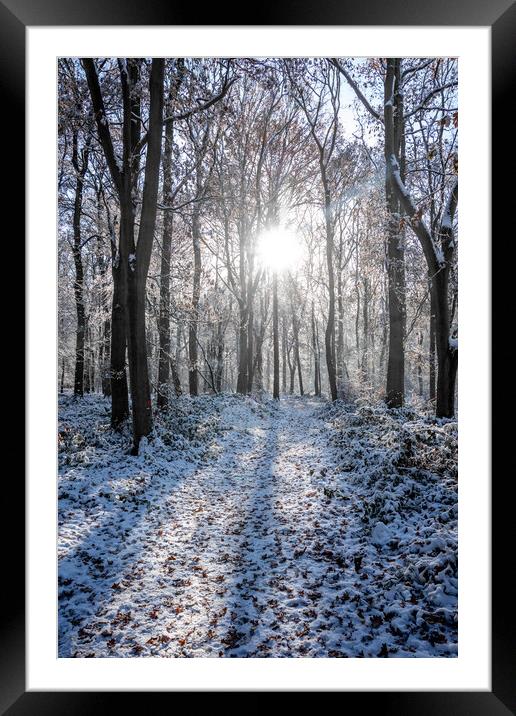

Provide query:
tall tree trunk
left=83, top=317, right=91, bottom=393
left=336, top=272, right=345, bottom=397
left=384, top=58, right=406, bottom=408
left=157, top=115, right=174, bottom=408
left=125, top=59, right=164, bottom=451
left=247, top=300, right=255, bottom=394
left=429, top=283, right=437, bottom=402
left=289, top=364, right=296, bottom=394
left=312, top=303, right=320, bottom=397
left=355, top=282, right=361, bottom=371
left=157, top=61, right=184, bottom=409
left=215, top=327, right=224, bottom=393
left=293, top=315, right=304, bottom=396
left=236, top=303, right=248, bottom=394
left=417, top=331, right=424, bottom=397
left=362, top=277, right=369, bottom=382
left=71, top=130, right=89, bottom=397
left=72, top=239, right=85, bottom=397
left=188, top=211, right=202, bottom=396
left=110, top=246, right=129, bottom=426
left=251, top=298, right=267, bottom=394
left=324, top=186, right=338, bottom=401
left=273, top=273, right=280, bottom=399
left=101, top=318, right=112, bottom=396
left=432, top=269, right=457, bottom=418
left=83, top=58, right=130, bottom=426
left=281, top=315, right=287, bottom=394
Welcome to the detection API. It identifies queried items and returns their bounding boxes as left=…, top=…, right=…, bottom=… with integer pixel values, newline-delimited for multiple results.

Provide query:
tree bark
left=323, top=180, right=338, bottom=401
left=188, top=207, right=201, bottom=396
left=71, top=130, right=89, bottom=397
left=110, top=243, right=129, bottom=427
left=429, top=283, right=437, bottom=402
left=311, top=303, right=320, bottom=396
left=157, top=69, right=183, bottom=410
left=361, top=277, right=369, bottom=382
left=273, top=273, right=280, bottom=399
left=60, top=358, right=66, bottom=394
left=236, top=304, right=248, bottom=394
left=124, top=59, right=164, bottom=450
left=336, top=270, right=345, bottom=397
left=293, top=314, right=304, bottom=396
left=281, top=315, right=287, bottom=394
left=83, top=58, right=129, bottom=427
left=384, top=58, right=406, bottom=408
left=417, top=331, right=424, bottom=397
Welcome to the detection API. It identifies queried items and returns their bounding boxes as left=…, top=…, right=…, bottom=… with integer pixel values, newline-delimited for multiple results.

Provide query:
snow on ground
left=58, top=393, right=457, bottom=658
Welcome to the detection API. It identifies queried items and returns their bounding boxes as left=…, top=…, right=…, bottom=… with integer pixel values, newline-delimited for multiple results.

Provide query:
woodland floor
left=58, top=392, right=458, bottom=658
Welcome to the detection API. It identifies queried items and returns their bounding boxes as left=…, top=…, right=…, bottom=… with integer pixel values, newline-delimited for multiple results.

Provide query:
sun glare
left=256, top=227, right=303, bottom=273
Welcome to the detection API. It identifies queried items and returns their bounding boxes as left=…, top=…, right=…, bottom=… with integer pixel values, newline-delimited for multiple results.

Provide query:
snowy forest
left=58, top=58, right=459, bottom=659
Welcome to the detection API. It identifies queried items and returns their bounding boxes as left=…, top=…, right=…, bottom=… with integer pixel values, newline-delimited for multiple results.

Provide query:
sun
left=256, top=227, right=303, bottom=273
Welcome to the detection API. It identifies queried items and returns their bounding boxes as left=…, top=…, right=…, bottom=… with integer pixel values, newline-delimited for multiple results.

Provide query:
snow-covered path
left=59, top=394, right=458, bottom=658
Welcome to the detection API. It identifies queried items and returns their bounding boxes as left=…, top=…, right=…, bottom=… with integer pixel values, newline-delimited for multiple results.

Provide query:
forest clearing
left=58, top=57, right=458, bottom=658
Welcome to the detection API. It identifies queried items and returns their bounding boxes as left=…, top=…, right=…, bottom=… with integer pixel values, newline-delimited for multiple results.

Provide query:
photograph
left=57, top=56, right=459, bottom=659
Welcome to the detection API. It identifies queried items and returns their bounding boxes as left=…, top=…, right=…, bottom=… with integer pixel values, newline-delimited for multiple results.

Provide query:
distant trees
left=58, top=56, right=459, bottom=442
left=58, top=61, right=92, bottom=398
left=286, top=60, right=341, bottom=401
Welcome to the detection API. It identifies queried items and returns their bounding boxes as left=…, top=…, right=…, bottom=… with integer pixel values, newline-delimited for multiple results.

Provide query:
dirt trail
left=61, top=394, right=457, bottom=658
left=69, top=397, right=353, bottom=657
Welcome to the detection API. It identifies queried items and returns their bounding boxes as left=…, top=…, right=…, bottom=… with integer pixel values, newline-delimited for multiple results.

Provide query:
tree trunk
left=289, top=363, right=296, bottom=394
left=362, top=277, right=369, bottom=382
left=72, top=235, right=85, bottom=397
left=311, top=303, right=320, bottom=396
left=384, top=58, right=406, bottom=408
left=432, top=271, right=457, bottom=418
left=60, top=358, right=66, bottom=394
left=83, top=58, right=130, bottom=427
left=101, top=318, right=112, bottom=396
left=336, top=272, right=345, bottom=397
left=247, top=302, right=255, bottom=394
left=125, top=59, right=164, bottom=451
left=157, top=118, right=174, bottom=408
left=281, top=315, right=287, bottom=394
left=293, top=316, right=304, bottom=396
left=215, top=319, right=224, bottom=393
left=273, top=273, right=280, bottom=399
left=417, top=331, right=424, bottom=397
left=110, top=246, right=129, bottom=427
left=236, top=303, right=248, bottom=394
left=71, top=131, right=89, bottom=398
left=157, top=61, right=184, bottom=409
left=355, top=282, right=360, bottom=371
left=324, top=188, right=338, bottom=401
left=429, top=284, right=437, bottom=402
left=83, top=318, right=91, bottom=393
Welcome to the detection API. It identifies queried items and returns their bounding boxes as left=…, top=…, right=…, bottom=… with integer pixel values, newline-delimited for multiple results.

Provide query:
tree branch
left=81, top=59, right=122, bottom=194
left=330, top=58, right=383, bottom=123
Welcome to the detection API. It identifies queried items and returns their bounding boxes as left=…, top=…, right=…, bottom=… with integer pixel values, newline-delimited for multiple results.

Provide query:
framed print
left=6, top=0, right=513, bottom=711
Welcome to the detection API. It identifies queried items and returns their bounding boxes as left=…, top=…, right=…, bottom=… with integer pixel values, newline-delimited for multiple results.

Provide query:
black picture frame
left=6, top=0, right=514, bottom=711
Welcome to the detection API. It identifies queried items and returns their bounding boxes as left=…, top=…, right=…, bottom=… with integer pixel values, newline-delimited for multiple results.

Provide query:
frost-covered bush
left=318, top=398, right=458, bottom=654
